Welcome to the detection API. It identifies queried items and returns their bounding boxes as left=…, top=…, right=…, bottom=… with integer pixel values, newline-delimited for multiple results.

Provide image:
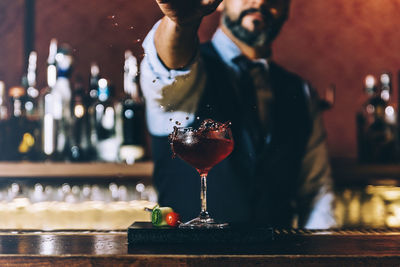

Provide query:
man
left=140, top=0, right=336, bottom=228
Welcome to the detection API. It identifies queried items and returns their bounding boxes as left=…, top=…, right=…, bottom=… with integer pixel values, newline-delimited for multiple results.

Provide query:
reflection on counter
left=0, top=182, right=157, bottom=230
left=335, top=181, right=400, bottom=228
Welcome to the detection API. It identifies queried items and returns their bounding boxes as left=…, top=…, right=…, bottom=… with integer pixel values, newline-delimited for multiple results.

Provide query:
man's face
left=221, top=0, right=290, bottom=47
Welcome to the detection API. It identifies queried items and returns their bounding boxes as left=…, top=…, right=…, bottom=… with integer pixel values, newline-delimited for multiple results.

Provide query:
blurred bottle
left=89, top=78, right=121, bottom=161
left=356, top=74, right=396, bottom=163
left=39, top=38, right=58, bottom=160
left=5, top=86, right=37, bottom=160
left=0, top=81, right=8, bottom=120
left=53, top=44, right=73, bottom=160
left=24, top=51, right=40, bottom=119
left=23, top=51, right=41, bottom=160
left=86, top=63, right=101, bottom=160
left=69, top=77, right=90, bottom=161
left=118, top=51, right=145, bottom=164
left=88, top=63, right=100, bottom=107
left=0, top=81, right=9, bottom=161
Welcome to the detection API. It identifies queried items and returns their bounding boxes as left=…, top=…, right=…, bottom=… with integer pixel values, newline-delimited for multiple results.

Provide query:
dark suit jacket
left=151, top=42, right=312, bottom=227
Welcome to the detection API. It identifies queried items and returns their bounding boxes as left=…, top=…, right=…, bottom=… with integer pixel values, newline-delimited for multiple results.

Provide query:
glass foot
left=178, top=216, right=229, bottom=229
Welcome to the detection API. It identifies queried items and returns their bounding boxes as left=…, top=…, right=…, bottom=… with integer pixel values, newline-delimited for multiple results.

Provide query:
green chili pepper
left=151, top=206, right=174, bottom=227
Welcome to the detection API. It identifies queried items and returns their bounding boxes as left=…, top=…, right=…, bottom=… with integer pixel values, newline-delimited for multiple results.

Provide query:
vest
left=151, top=42, right=312, bottom=227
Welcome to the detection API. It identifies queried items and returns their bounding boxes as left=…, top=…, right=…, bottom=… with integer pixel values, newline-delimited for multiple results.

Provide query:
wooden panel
left=0, top=231, right=400, bottom=265
left=0, top=0, right=24, bottom=89
left=0, top=161, right=153, bottom=178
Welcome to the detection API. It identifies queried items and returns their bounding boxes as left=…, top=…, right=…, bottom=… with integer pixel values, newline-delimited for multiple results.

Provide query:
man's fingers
left=156, top=0, right=173, bottom=4
left=201, top=0, right=223, bottom=14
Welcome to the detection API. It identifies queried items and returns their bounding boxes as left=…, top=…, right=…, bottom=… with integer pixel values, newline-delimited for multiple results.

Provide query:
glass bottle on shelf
left=5, top=86, right=37, bottom=161
left=23, top=51, right=41, bottom=160
left=118, top=50, right=145, bottom=164
left=89, top=78, right=121, bottom=162
left=0, top=81, right=8, bottom=120
left=69, top=77, right=90, bottom=161
left=39, top=38, right=58, bottom=160
left=86, top=63, right=101, bottom=160
left=0, top=81, right=9, bottom=161
left=53, top=44, right=73, bottom=160
left=356, top=74, right=396, bottom=163
left=379, top=72, right=398, bottom=160
left=379, top=72, right=396, bottom=124
left=24, top=51, right=40, bottom=119
left=88, top=63, right=100, bottom=107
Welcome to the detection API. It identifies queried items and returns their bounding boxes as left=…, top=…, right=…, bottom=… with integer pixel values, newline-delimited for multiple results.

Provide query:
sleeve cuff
left=142, top=20, right=199, bottom=84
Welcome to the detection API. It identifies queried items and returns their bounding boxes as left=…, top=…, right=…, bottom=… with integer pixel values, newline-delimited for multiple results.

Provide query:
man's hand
left=155, top=0, right=223, bottom=25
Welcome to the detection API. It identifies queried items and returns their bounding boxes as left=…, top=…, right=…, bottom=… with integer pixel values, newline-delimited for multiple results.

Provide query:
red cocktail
left=169, top=119, right=234, bottom=228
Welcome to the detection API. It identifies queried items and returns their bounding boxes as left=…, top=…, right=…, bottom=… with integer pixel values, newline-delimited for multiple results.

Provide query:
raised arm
left=154, top=0, right=222, bottom=69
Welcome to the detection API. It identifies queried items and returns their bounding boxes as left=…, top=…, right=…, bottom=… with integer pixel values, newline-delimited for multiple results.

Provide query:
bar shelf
left=0, top=161, right=153, bottom=179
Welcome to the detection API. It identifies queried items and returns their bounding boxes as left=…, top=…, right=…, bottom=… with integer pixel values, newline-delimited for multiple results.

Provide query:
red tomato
left=166, top=212, right=180, bottom=227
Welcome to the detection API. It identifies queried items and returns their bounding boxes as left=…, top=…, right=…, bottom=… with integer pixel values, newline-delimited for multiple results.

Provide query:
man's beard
left=222, top=8, right=286, bottom=48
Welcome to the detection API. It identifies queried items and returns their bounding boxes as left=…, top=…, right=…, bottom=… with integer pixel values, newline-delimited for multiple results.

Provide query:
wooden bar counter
left=0, top=229, right=400, bottom=266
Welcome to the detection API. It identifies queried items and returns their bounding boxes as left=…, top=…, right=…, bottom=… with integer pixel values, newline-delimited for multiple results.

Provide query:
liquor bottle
left=69, top=77, right=90, bottom=161
left=86, top=63, right=101, bottom=160
left=5, top=86, right=37, bottom=160
left=23, top=51, right=41, bottom=160
left=0, top=81, right=8, bottom=120
left=24, top=51, right=40, bottom=119
left=379, top=72, right=396, bottom=124
left=356, top=74, right=396, bottom=163
left=379, top=72, right=397, bottom=160
left=53, top=43, right=73, bottom=160
left=118, top=51, right=145, bottom=164
left=89, top=78, right=120, bottom=162
left=39, top=38, right=58, bottom=160
left=0, top=81, right=9, bottom=161
left=88, top=63, right=100, bottom=106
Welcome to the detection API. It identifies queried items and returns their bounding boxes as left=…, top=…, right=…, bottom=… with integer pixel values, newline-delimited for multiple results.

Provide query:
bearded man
left=140, top=0, right=336, bottom=228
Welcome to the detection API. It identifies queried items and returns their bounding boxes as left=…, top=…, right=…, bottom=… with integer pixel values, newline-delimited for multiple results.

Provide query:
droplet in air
left=186, top=117, right=189, bottom=120
left=196, top=116, right=200, bottom=120
left=113, top=23, right=119, bottom=27
left=152, top=80, right=156, bottom=83
left=169, top=118, right=173, bottom=121
left=107, top=15, right=116, bottom=19
left=129, top=26, right=134, bottom=30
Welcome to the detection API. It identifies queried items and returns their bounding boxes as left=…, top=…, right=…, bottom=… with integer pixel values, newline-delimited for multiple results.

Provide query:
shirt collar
left=211, top=28, right=269, bottom=72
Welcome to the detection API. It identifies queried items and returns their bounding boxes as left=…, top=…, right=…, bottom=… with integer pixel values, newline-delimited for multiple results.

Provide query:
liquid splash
left=169, top=119, right=232, bottom=159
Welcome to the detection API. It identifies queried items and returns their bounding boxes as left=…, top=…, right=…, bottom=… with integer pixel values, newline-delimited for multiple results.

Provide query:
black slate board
left=128, top=222, right=274, bottom=245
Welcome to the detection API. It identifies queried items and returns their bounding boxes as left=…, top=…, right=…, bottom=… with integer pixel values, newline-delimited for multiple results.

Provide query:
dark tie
left=233, top=56, right=274, bottom=149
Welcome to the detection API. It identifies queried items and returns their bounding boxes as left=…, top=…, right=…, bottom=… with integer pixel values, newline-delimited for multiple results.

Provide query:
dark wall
left=273, top=0, right=400, bottom=159
left=2, top=0, right=400, bottom=158
left=0, top=0, right=24, bottom=88
left=34, top=0, right=163, bottom=97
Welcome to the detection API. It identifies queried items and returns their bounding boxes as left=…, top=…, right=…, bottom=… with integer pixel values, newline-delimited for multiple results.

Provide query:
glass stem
left=200, top=173, right=209, bottom=219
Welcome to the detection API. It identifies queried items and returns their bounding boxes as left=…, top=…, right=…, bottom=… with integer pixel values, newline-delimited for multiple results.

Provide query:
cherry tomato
left=166, top=212, right=180, bottom=227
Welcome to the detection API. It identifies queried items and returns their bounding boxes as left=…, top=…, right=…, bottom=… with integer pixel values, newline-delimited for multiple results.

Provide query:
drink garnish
left=151, top=205, right=174, bottom=227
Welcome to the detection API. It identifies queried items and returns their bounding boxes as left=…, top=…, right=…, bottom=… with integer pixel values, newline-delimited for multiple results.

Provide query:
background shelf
left=332, top=158, right=400, bottom=185
left=0, top=161, right=154, bottom=179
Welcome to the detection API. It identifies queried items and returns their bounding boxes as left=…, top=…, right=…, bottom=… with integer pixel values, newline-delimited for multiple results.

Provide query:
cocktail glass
left=169, top=120, right=234, bottom=228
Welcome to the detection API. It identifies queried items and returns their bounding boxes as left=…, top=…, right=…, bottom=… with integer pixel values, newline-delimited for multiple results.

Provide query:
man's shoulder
left=268, top=61, right=306, bottom=86
left=199, top=41, right=220, bottom=61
